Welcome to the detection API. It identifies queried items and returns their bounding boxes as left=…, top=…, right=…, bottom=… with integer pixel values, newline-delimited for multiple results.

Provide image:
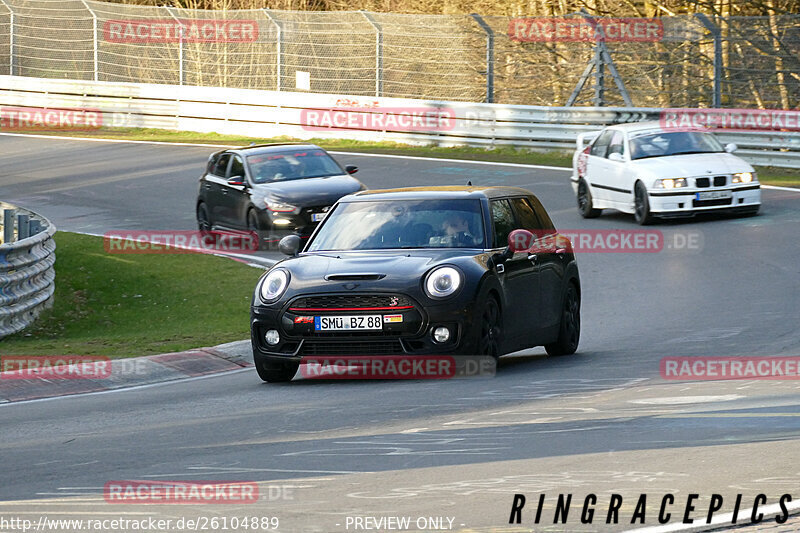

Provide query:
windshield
left=629, top=131, right=724, bottom=160
left=307, top=199, right=486, bottom=251
left=246, top=149, right=344, bottom=184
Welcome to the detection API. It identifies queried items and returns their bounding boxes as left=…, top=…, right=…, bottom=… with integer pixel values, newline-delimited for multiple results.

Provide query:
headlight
left=654, top=178, right=688, bottom=189
left=260, top=269, right=289, bottom=303
left=732, top=172, right=756, bottom=184
left=424, top=266, right=462, bottom=299
left=264, top=198, right=300, bottom=214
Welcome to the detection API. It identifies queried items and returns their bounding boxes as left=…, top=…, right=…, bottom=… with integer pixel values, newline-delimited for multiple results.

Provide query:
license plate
left=311, top=212, right=326, bottom=222
left=314, top=315, right=382, bottom=331
left=696, top=190, right=732, bottom=200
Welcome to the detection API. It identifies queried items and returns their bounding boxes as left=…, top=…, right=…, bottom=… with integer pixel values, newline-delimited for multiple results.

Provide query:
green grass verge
left=26, top=126, right=799, bottom=188
left=0, top=232, right=263, bottom=358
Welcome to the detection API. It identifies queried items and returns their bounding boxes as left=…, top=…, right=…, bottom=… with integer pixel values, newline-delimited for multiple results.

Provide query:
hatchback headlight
left=654, top=178, right=688, bottom=189
left=260, top=269, right=289, bottom=303
left=264, top=198, right=300, bottom=214
left=424, top=266, right=462, bottom=299
left=732, top=172, right=756, bottom=184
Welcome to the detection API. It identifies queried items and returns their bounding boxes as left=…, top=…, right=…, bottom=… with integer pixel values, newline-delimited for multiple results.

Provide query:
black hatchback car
left=196, top=143, right=365, bottom=249
left=250, top=186, right=581, bottom=382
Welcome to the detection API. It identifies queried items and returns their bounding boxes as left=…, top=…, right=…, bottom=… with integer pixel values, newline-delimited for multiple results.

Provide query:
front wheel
left=633, top=181, right=654, bottom=225
left=255, top=355, right=299, bottom=383
left=545, top=283, right=580, bottom=356
left=247, top=209, right=266, bottom=251
left=197, top=203, right=211, bottom=235
left=477, top=296, right=503, bottom=360
left=577, top=179, right=602, bottom=218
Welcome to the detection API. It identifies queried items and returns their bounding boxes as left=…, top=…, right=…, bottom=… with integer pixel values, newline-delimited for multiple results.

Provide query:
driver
left=442, top=213, right=475, bottom=246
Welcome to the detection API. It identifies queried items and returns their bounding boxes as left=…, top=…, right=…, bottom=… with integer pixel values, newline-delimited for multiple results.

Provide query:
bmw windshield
left=307, top=199, right=486, bottom=251
left=629, top=131, right=724, bottom=160
left=246, top=149, right=345, bottom=184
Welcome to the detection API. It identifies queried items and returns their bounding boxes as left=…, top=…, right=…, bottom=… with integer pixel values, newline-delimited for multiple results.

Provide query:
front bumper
left=647, top=184, right=761, bottom=215
left=251, top=293, right=477, bottom=363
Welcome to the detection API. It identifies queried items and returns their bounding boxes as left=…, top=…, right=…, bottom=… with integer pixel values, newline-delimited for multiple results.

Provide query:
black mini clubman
left=250, top=186, right=581, bottom=382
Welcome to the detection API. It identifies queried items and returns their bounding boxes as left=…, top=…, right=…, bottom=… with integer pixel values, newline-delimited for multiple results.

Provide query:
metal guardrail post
left=470, top=14, right=495, bottom=104
left=17, top=213, right=29, bottom=240
left=695, top=13, right=722, bottom=108
left=263, top=10, right=282, bottom=92
left=79, top=0, right=99, bottom=82
left=3, top=209, right=14, bottom=243
left=167, top=8, right=184, bottom=86
left=29, top=219, right=41, bottom=236
left=360, top=11, right=383, bottom=98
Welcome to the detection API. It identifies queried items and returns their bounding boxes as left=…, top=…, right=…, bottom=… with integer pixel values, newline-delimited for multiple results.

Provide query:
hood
left=630, top=152, right=754, bottom=179
left=252, top=174, right=363, bottom=205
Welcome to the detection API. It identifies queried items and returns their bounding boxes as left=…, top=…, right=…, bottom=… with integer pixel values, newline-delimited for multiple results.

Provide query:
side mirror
left=345, top=165, right=359, bottom=174
left=725, top=143, right=738, bottom=153
left=608, top=152, right=625, bottom=162
left=227, top=176, right=246, bottom=186
left=278, top=234, right=301, bottom=257
left=491, top=229, right=535, bottom=268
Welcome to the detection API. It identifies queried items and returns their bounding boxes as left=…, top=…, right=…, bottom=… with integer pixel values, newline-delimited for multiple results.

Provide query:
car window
left=229, top=155, right=244, bottom=178
left=247, top=150, right=344, bottom=184
left=212, top=153, right=231, bottom=177
left=491, top=199, right=516, bottom=249
left=527, top=196, right=555, bottom=231
left=629, top=131, right=724, bottom=160
left=590, top=130, right=614, bottom=157
left=509, top=197, right=543, bottom=230
left=607, top=131, right=625, bottom=158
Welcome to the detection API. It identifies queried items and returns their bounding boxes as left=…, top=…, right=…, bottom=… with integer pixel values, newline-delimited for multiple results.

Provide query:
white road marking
left=629, top=395, right=744, bottom=405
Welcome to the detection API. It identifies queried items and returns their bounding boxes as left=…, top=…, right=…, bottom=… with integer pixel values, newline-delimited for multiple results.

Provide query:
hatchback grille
left=299, top=339, right=405, bottom=356
left=290, top=294, right=414, bottom=311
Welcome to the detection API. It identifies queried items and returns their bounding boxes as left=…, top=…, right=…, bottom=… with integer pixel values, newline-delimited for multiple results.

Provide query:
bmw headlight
left=732, top=172, right=756, bottom=184
left=260, top=268, right=289, bottom=303
left=654, top=178, right=688, bottom=189
left=424, top=266, right=462, bottom=299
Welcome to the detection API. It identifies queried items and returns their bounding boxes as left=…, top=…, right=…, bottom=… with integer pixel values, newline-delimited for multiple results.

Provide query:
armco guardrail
left=0, top=202, right=56, bottom=339
left=0, top=75, right=798, bottom=168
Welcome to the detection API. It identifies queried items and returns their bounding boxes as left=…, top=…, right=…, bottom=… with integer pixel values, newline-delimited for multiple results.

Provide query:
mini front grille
left=291, top=294, right=414, bottom=310
left=695, top=177, right=710, bottom=188
left=299, top=339, right=405, bottom=356
left=714, top=175, right=727, bottom=186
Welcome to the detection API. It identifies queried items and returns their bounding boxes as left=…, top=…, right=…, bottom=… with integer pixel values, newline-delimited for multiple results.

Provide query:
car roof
left=344, top=185, right=535, bottom=202
left=226, top=143, right=324, bottom=155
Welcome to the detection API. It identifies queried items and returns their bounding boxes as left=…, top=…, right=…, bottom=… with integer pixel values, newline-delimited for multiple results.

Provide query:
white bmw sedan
left=571, top=122, right=761, bottom=224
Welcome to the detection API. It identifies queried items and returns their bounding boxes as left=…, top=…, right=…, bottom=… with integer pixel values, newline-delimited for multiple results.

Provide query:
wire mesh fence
left=0, top=0, right=798, bottom=109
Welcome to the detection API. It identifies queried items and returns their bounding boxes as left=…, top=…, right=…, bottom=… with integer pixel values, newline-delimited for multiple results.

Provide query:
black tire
left=197, top=203, right=212, bottom=234
left=545, top=282, right=580, bottom=356
left=577, top=179, right=602, bottom=218
left=247, top=209, right=265, bottom=251
left=255, top=355, right=299, bottom=383
left=477, top=295, right=503, bottom=360
left=633, top=181, right=654, bottom=226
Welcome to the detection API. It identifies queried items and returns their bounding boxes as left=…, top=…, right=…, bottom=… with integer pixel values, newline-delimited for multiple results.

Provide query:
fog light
left=273, top=219, right=292, bottom=226
left=265, top=329, right=280, bottom=346
left=432, top=326, right=450, bottom=343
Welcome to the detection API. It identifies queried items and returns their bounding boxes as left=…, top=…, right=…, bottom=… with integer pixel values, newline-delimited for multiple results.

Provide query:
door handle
left=527, top=253, right=537, bottom=263
left=555, top=248, right=567, bottom=255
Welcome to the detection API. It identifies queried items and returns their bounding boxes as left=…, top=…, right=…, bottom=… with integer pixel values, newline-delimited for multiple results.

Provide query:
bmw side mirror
left=227, top=176, right=246, bottom=186
left=279, top=235, right=301, bottom=257
left=724, top=143, right=738, bottom=153
left=345, top=165, right=359, bottom=174
left=608, top=152, right=625, bottom=162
